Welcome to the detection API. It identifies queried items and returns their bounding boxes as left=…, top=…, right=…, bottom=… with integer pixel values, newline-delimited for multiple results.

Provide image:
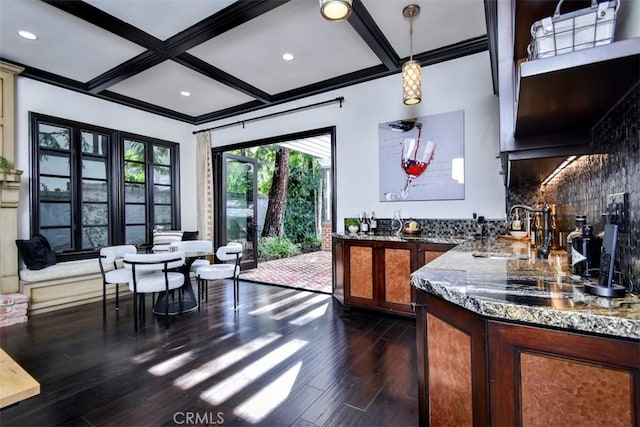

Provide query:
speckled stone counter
left=411, top=238, right=640, bottom=340
left=333, top=232, right=465, bottom=245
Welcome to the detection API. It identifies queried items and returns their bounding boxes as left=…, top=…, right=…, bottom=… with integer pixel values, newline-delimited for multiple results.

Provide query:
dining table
left=151, top=250, right=211, bottom=315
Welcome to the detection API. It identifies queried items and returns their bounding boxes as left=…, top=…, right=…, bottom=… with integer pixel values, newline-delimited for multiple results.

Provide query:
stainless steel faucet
left=509, top=204, right=554, bottom=259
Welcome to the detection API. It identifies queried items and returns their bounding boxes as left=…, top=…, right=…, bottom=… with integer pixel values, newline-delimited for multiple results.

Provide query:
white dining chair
left=98, top=245, right=137, bottom=321
left=168, top=240, right=213, bottom=272
left=195, top=243, right=243, bottom=310
left=123, top=251, right=186, bottom=332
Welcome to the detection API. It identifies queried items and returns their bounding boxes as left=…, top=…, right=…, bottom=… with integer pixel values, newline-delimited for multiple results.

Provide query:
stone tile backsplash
left=509, top=83, right=639, bottom=293
left=345, top=217, right=508, bottom=240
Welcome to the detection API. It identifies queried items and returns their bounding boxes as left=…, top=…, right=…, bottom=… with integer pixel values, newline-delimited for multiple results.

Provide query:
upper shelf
left=515, top=38, right=640, bottom=138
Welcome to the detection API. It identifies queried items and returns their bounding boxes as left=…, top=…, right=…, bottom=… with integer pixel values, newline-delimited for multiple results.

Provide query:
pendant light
left=320, top=0, right=353, bottom=22
left=402, top=4, right=421, bottom=105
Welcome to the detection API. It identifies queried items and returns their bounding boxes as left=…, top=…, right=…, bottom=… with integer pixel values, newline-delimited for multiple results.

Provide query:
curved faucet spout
left=508, top=204, right=554, bottom=259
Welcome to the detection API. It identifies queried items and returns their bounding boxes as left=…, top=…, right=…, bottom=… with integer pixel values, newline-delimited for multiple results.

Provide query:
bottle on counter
left=391, top=211, right=403, bottom=235
left=360, top=211, right=369, bottom=233
left=369, top=211, right=377, bottom=235
left=566, top=215, right=586, bottom=267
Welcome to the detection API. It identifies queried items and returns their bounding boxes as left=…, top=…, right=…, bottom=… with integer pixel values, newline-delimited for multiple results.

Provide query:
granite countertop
left=410, top=238, right=640, bottom=340
left=333, top=232, right=465, bottom=245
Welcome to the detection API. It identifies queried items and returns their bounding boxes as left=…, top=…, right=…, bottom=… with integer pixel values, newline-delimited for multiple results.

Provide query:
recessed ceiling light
left=18, top=30, right=38, bottom=40
left=180, top=91, right=191, bottom=97
left=282, top=52, right=294, bottom=61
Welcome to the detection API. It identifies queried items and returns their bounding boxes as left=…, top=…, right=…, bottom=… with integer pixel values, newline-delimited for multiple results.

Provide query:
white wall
left=198, top=51, right=504, bottom=232
left=14, top=78, right=196, bottom=239
left=14, top=50, right=504, bottom=238
left=618, top=0, right=640, bottom=39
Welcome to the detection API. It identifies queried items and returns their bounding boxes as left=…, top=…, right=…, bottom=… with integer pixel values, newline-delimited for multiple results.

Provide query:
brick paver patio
left=239, top=250, right=332, bottom=293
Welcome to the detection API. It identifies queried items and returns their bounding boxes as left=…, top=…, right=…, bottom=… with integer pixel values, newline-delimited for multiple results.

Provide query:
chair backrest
left=99, top=245, right=138, bottom=265
left=123, top=251, right=185, bottom=272
left=151, top=230, right=184, bottom=252
left=168, top=240, right=212, bottom=253
left=216, top=243, right=243, bottom=262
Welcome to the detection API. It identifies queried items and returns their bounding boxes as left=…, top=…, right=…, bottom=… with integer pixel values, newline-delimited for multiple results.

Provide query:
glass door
left=220, top=154, right=258, bottom=270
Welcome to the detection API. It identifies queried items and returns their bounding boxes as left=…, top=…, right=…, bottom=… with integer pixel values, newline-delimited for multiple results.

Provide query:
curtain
left=195, top=131, right=213, bottom=242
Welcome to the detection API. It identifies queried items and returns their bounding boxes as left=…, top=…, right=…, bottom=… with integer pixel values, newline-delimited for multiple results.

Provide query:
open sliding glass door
left=215, top=153, right=258, bottom=270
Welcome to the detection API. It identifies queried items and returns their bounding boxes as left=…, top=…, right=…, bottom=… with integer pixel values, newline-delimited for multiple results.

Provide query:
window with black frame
left=31, top=113, right=180, bottom=261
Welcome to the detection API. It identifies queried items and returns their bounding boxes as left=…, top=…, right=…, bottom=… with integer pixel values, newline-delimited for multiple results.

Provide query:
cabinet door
left=416, top=291, right=488, bottom=426
left=489, top=321, right=640, bottom=427
left=380, top=244, right=417, bottom=313
left=344, top=241, right=375, bottom=306
left=417, top=243, right=455, bottom=268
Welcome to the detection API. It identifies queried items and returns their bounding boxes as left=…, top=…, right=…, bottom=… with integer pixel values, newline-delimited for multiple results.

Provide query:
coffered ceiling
left=0, top=0, right=489, bottom=125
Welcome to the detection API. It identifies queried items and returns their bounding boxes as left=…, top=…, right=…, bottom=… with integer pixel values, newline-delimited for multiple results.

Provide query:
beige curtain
left=196, top=131, right=213, bottom=242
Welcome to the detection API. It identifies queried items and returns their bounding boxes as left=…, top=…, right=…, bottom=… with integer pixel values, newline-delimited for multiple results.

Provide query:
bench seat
left=19, top=259, right=127, bottom=315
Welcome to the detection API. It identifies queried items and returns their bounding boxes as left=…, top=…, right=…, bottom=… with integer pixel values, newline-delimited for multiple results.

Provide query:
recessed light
left=282, top=52, right=294, bottom=61
left=180, top=91, right=191, bottom=97
left=18, top=30, right=38, bottom=40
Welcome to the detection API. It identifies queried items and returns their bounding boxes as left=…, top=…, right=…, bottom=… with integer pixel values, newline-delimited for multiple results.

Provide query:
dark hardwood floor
left=0, top=280, right=418, bottom=426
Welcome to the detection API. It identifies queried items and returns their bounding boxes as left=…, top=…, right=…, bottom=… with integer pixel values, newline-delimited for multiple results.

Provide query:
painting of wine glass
left=379, top=110, right=464, bottom=201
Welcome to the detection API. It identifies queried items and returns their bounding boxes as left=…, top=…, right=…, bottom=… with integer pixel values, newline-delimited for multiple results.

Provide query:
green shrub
left=258, top=236, right=300, bottom=261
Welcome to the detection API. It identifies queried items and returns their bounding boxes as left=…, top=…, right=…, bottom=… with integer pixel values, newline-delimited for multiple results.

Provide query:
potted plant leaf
left=345, top=218, right=360, bottom=234
left=0, top=155, right=10, bottom=181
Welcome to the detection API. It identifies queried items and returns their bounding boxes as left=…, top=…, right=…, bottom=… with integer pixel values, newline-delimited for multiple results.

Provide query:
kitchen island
left=411, top=238, right=640, bottom=426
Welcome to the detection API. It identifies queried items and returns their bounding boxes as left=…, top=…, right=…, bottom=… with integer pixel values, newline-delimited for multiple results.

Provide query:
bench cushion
left=19, top=259, right=108, bottom=283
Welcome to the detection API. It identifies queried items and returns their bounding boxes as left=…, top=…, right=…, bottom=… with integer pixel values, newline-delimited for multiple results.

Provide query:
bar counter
left=409, top=237, right=639, bottom=426
left=410, top=238, right=640, bottom=339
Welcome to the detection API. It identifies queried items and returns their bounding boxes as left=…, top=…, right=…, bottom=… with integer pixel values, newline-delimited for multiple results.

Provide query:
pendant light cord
left=409, top=14, right=414, bottom=61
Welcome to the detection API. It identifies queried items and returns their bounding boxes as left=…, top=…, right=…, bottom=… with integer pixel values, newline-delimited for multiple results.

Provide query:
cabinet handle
left=410, top=302, right=422, bottom=312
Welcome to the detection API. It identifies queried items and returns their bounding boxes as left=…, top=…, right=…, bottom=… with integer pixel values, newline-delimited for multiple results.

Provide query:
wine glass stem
left=401, top=177, right=412, bottom=199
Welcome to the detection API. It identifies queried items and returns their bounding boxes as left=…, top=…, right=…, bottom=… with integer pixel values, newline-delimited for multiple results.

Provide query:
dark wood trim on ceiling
left=42, top=0, right=284, bottom=103
left=412, top=35, right=488, bottom=66
left=9, top=60, right=88, bottom=92
left=87, top=51, right=165, bottom=94
left=18, top=1, right=488, bottom=125
left=483, top=0, right=499, bottom=95
left=98, top=90, right=194, bottom=123
left=41, top=0, right=164, bottom=50
left=174, top=53, right=272, bottom=103
left=164, top=0, right=292, bottom=54
left=196, top=35, right=488, bottom=123
left=349, top=0, right=399, bottom=71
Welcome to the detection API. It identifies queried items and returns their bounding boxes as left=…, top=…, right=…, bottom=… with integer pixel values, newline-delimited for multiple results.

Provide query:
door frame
left=220, top=153, right=259, bottom=270
left=212, top=126, right=337, bottom=269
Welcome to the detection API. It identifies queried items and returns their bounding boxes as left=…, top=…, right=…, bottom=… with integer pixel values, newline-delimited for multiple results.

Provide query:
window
left=31, top=113, right=180, bottom=260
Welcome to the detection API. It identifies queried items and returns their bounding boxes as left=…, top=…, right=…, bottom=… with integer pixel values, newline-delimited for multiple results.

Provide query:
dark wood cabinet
left=492, top=0, right=640, bottom=186
left=336, top=237, right=453, bottom=316
left=415, top=291, right=488, bottom=426
left=415, top=288, right=640, bottom=426
left=488, top=320, right=640, bottom=427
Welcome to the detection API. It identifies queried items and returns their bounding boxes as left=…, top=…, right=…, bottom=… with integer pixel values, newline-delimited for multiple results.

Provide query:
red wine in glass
left=402, top=159, right=429, bottom=178
left=400, top=127, right=436, bottom=199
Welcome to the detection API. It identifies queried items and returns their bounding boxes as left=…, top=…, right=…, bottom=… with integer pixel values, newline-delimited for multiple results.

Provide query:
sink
left=472, top=251, right=529, bottom=260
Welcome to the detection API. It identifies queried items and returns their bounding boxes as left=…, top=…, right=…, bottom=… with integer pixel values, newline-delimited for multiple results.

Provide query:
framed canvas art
left=379, top=110, right=464, bottom=201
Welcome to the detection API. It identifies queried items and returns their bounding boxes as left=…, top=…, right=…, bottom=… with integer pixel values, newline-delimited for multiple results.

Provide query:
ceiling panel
left=279, top=135, right=332, bottom=159
left=365, top=0, right=486, bottom=58
left=188, top=0, right=382, bottom=94
left=108, top=60, right=255, bottom=116
left=84, top=0, right=236, bottom=41
left=0, top=0, right=146, bottom=82
left=0, top=0, right=489, bottom=122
